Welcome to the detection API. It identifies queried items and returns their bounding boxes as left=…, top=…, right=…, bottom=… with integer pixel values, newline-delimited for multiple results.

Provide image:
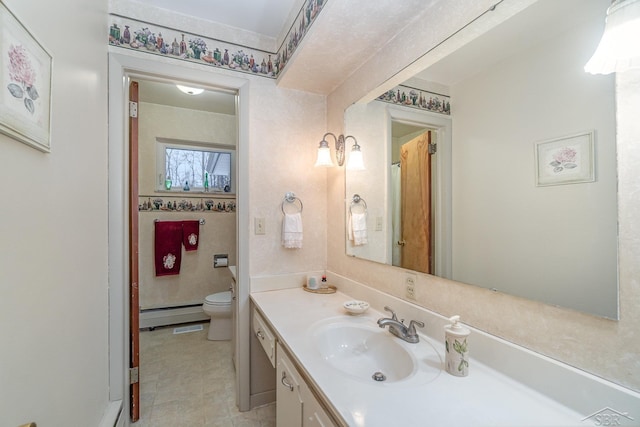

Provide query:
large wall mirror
left=345, top=0, right=619, bottom=319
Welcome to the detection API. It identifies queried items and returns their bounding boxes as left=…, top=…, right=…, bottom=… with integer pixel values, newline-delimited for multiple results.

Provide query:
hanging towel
left=154, top=221, right=183, bottom=276
left=182, top=220, right=200, bottom=251
left=348, top=212, right=368, bottom=246
left=282, top=212, right=303, bottom=249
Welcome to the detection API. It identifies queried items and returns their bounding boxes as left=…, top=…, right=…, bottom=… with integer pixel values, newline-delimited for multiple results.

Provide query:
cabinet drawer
left=252, top=309, right=276, bottom=368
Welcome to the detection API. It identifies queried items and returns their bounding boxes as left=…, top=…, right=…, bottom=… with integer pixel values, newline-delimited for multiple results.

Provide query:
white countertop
left=251, top=287, right=588, bottom=427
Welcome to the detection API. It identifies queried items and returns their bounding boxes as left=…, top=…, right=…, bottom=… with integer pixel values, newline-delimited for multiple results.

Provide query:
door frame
left=107, top=52, right=252, bottom=421
left=386, top=105, right=453, bottom=279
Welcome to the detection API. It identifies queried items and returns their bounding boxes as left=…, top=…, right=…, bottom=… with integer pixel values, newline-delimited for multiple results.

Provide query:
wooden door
left=129, top=80, right=140, bottom=422
left=399, top=131, right=432, bottom=274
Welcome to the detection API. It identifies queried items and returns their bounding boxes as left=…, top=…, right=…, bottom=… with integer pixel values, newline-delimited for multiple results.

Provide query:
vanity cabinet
left=252, top=307, right=338, bottom=426
left=252, top=308, right=276, bottom=367
left=276, top=342, right=336, bottom=427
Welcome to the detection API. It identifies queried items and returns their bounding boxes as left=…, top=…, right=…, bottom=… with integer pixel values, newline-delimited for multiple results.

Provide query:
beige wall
left=108, top=0, right=329, bottom=280
left=327, top=0, right=640, bottom=392
left=137, top=102, right=237, bottom=195
left=0, top=0, right=110, bottom=425
left=248, top=78, right=327, bottom=277
left=137, top=102, right=237, bottom=308
left=139, top=212, right=236, bottom=309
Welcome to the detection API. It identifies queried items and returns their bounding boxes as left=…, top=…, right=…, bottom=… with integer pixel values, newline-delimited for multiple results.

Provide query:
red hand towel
left=154, top=221, right=183, bottom=276
left=182, top=220, right=200, bottom=251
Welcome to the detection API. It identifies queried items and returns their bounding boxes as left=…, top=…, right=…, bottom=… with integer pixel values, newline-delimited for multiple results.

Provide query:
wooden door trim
left=128, top=80, right=140, bottom=422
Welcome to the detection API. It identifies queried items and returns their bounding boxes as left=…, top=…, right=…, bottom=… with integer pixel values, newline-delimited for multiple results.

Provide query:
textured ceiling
left=276, top=0, right=439, bottom=94
left=131, top=0, right=299, bottom=39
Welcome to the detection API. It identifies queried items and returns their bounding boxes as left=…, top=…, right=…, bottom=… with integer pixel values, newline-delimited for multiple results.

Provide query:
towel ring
left=349, top=194, right=367, bottom=214
left=282, top=192, right=303, bottom=214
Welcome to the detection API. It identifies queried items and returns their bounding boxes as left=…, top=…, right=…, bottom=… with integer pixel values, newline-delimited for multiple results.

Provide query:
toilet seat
left=204, top=291, right=232, bottom=306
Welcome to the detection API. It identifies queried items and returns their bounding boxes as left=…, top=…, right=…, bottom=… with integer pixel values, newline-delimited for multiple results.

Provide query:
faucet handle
left=407, top=319, right=425, bottom=336
left=383, top=306, right=398, bottom=320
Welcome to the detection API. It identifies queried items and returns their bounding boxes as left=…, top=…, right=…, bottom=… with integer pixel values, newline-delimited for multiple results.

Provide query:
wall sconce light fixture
left=314, top=132, right=365, bottom=170
left=176, top=84, right=204, bottom=95
left=584, top=0, right=640, bottom=74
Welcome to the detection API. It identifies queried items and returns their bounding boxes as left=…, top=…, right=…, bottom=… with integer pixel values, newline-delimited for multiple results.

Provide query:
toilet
left=202, top=291, right=232, bottom=341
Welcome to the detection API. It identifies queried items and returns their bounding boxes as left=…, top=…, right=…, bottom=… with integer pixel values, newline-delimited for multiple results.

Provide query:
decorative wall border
left=377, top=84, right=451, bottom=115
left=276, top=0, right=327, bottom=76
left=107, top=0, right=328, bottom=80
left=139, top=195, right=236, bottom=213
left=109, top=14, right=278, bottom=78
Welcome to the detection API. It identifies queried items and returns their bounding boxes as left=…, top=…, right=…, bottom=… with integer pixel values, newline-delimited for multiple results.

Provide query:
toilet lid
left=205, top=291, right=232, bottom=305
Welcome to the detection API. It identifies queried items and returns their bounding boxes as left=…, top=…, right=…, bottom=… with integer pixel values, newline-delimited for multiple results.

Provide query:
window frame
left=155, top=137, right=236, bottom=194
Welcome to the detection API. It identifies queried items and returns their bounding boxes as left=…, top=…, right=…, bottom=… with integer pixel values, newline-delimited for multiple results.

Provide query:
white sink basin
left=310, top=318, right=442, bottom=384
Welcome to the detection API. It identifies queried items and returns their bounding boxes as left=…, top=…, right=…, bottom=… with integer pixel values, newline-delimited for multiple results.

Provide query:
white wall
left=451, top=16, right=617, bottom=317
left=0, top=0, right=110, bottom=425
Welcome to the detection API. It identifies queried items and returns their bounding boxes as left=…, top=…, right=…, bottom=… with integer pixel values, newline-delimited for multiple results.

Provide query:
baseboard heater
left=140, top=304, right=208, bottom=329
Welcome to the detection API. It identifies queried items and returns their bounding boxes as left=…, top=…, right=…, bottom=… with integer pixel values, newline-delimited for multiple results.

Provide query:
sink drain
left=372, top=371, right=387, bottom=382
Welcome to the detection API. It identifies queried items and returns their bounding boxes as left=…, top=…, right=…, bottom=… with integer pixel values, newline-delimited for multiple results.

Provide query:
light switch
left=255, top=217, right=266, bottom=235
left=375, top=216, right=383, bottom=231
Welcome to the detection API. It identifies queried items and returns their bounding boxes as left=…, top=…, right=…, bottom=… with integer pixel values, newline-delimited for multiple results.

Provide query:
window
left=156, top=139, right=235, bottom=193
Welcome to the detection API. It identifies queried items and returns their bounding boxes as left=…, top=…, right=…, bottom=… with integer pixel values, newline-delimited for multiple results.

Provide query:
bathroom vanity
left=251, top=280, right=640, bottom=426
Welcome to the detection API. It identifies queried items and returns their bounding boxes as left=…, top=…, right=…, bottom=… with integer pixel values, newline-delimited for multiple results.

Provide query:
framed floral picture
left=535, top=131, right=595, bottom=187
left=0, top=1, right=52, bottom=152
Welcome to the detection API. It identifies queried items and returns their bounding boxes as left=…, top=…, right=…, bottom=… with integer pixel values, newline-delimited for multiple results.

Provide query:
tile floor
left=137, top=322, right=276, bottom=427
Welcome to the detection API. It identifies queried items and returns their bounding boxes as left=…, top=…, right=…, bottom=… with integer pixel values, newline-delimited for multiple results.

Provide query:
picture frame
left=0, top=1, right=52, bottom=152
left=535, top=131, right=595, bottom=187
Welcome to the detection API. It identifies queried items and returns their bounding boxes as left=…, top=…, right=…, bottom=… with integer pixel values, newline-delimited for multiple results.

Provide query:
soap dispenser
left=444, top=315, right=470, bottom=377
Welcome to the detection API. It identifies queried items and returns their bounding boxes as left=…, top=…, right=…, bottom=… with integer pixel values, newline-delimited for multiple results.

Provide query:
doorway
left=134, top=76, right=238, bottom=420
left=388, top=107, right=453, bottom=279
left=108, top=53, right=252, bottom=424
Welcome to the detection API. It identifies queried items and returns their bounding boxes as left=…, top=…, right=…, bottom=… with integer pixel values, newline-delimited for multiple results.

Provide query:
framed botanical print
left=535, top=131, right=595, bottom=187
left=0, top=1, right=52, bottom=152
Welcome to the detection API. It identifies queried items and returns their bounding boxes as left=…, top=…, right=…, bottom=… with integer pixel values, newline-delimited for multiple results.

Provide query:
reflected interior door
left=129, top=80, right=140, bottom=422
left=400, top=131, right=432, bottom=274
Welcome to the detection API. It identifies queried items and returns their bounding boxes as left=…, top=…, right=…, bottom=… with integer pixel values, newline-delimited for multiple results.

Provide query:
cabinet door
left=276, top=345, right=303, bottom=427
left=301, top=383, right=337, bottom=427
left=253, top=309, right=276, bottom=367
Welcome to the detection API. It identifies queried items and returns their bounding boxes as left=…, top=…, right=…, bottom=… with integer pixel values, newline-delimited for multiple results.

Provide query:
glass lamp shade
left=314, top=145, right=334, bottom=167
left=346, top=145, right=365, bottom=171
left=585, top=0, right=640, bottom=74
left=176, top=84, right=204, bottom=95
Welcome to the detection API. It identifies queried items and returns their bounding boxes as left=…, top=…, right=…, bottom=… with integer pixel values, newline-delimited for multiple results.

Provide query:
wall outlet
left=405, top=273, right=417, bottom=300
left=254, top=217, right=266, bottom=235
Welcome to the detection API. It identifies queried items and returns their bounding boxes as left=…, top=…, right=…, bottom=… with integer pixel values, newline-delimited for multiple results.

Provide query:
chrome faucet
left=377, top=306, right=424, bottom=344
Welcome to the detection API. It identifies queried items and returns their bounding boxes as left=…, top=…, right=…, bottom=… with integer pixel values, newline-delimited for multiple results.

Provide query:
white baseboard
left=139, top=305, right=209, bottom=329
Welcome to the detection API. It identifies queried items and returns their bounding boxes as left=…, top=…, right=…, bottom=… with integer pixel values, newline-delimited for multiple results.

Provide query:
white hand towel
left=282, top=212, right=303, bottom=249
left=348, top=212, right=368, bottom=246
